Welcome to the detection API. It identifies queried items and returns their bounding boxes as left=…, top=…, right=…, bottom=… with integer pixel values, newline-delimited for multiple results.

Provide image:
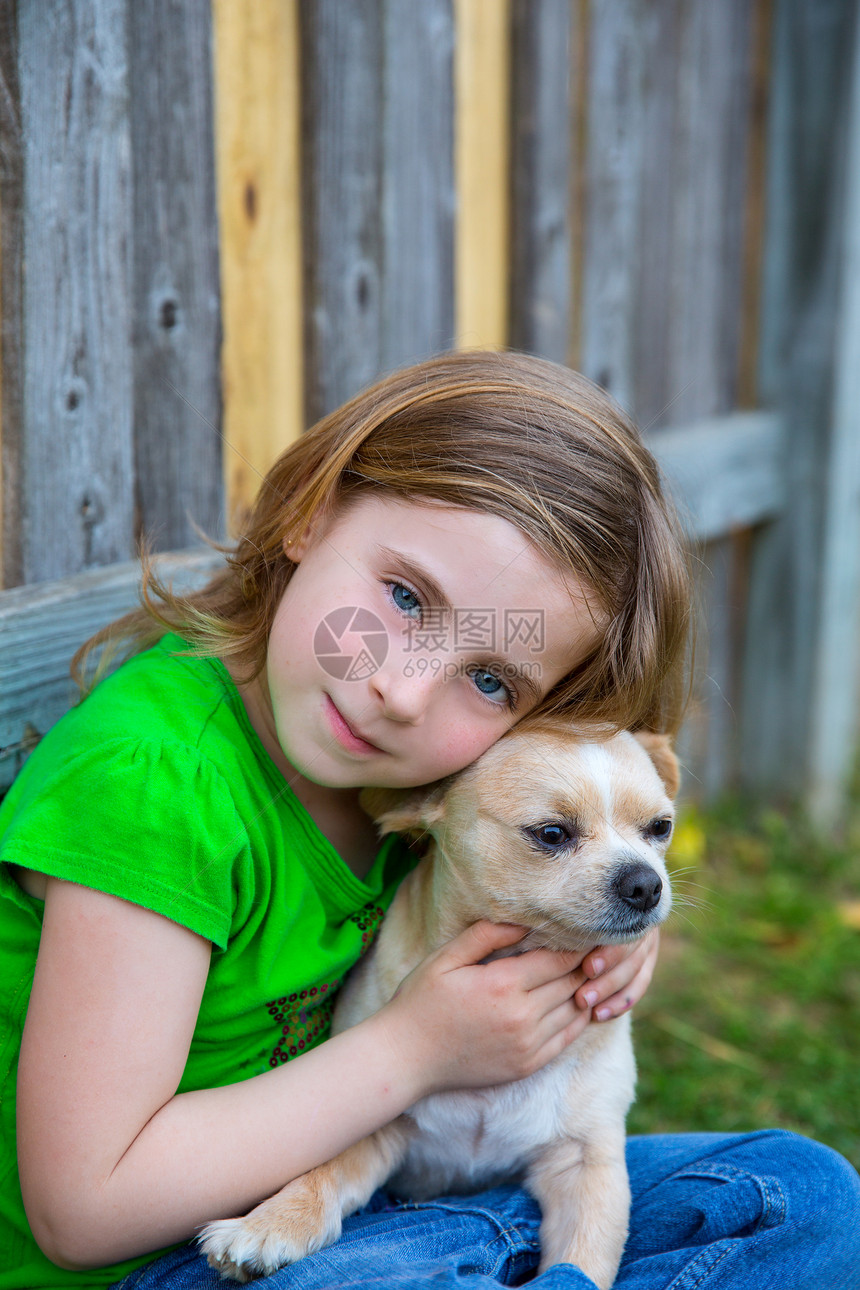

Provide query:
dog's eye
left=525, top=822, right=574, bottom=850
left=646, top=817, right=673, bottom=842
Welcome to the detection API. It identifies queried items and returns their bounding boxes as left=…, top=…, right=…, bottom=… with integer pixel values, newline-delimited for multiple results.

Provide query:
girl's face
left=253, top=494, right=603, bottom=790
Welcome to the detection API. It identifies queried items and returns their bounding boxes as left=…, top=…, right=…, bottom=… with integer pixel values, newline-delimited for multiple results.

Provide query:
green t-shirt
left=0, top=634, right=413, bottom=1288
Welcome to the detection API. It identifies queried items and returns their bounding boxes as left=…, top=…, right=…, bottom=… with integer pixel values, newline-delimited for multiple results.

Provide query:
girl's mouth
left=323, top=695, right=385, bottom=755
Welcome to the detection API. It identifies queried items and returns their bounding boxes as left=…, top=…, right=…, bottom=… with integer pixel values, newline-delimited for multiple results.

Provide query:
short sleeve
left=0, top=736, right=246, bottom=949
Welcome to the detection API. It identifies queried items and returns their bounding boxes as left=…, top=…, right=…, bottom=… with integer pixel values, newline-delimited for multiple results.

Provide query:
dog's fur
left=200, top=722, right=679, bottom=1286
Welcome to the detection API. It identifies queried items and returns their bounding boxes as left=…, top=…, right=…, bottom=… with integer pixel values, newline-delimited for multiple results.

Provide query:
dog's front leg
left=527, top=1132, right=630, bottom=1290
left=200, top=1118, right=412, bottom=1283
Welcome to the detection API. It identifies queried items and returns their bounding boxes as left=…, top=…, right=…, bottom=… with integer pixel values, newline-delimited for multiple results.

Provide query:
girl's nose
left=371, top=659, right=438, bottom=724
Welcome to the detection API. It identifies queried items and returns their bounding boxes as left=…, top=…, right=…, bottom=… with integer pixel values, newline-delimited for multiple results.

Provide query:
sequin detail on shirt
left=266, top=903, right=385, bottom=1067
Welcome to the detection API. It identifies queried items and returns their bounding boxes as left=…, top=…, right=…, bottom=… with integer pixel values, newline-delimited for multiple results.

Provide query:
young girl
left=0, top=351, right=857, bottom=1290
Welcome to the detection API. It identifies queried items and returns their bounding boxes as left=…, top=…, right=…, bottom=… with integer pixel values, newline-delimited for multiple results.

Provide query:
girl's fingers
left=580, top=928, right=658, bottom=982
left=526, top=967, right=589, bottom=1019
left=533, top=995, right=591, bottom=1058
left=574, top=930, right=660, bottom=1019
left=438, top=923, right=586, bottom=988
left=436, top=920, right=528, bottom=968
left=507, top=946, right=587, bottom=990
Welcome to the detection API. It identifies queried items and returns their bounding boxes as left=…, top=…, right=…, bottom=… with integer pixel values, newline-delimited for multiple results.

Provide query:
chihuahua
left=201, top=722, right=679, bottom=1287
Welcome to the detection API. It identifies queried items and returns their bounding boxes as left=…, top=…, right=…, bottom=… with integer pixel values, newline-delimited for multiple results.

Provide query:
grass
left=628, top=783, right=860, bottom=1171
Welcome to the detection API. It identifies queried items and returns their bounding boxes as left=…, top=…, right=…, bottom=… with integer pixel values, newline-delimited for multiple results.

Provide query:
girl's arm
left=18, top=879, right=589, bottom=1270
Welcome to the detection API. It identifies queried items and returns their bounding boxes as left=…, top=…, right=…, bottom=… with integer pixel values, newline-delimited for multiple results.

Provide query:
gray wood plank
left=17, top=0, right=136, bottom=583
left=580, top=0, right=754, bottom=429
left=0, top=0, right=24, bottom=587
left=127, top=0, right=223, bottom=549
left=301, top=0, right=455, bottom=425
left=675, top=538, right=738, bottom=800
left=649, top=410, right=786, bottom=543
left=665, top=0, right=754, bottom=798
left=581, top=1, right=758, bottom=799
left=509, top=0, right=572, bottom=362
left=665, top=0, right=754, bottom=425
left=300, top=0, right=384, bottom=424
left=626, top=0, right=681, bottom=433
left=381, top=0, right=455, bottom=369
left=0, top=549, right=225, bottom=788
left=579, top=0, right=646, bottom=413
left=810, top=0, right=860, bottom=818
left=741, top=0, right=860, bottom=814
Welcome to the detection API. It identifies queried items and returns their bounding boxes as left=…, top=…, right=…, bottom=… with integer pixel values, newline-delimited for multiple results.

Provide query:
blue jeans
left=113, top=1131, right=860, bottom=1289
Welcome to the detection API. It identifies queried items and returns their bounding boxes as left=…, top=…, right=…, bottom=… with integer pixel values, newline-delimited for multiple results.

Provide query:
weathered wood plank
left=667, top=0, right=754, bottom=796
left=382, top=0, right=455, bottom=369
left=579, top=0, right=755, bottom=429
left=676, top=538, right=739, bottom=800
left=300, top=0, right=384, bottom=424
left=212, top=0, right=305, bottom=532
left=0, top=0, right=24, bottom=588
left=301, top=0, right=456, bottom=424
left=649, top=410, right=786, bottom=543
left=0, top=549, right=225, bottom=788
left=580, top=0, right=758, bottom=798
left=741, top=0, right=860, bottom=815
left=624, top=0, right=680, bottom=430
left=665, top=0, right=754, bottom=425
left=579, top=0, right=646, bottom=413
left=508, top=0, right=572, bottom=362
left=127, top=0, right=223, bottom=550
left=455, top=0, right=510, bottom=349
left=17, top=0, right=136, bottom=583
left=809, top=0, right=860, bottom=818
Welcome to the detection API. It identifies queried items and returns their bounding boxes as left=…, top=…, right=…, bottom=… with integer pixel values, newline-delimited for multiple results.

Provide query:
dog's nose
left=613, top=863, right=663, bottom=913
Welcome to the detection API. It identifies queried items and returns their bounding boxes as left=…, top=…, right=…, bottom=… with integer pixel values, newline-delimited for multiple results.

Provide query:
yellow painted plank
left=455, top=0, right=510, bottom=350
left=212, top=0, right=304, bottom=534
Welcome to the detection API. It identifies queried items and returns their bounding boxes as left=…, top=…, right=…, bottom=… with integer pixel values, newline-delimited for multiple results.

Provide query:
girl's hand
left=377, top=920, right=591, bottom=1096
left=573, top=928, right=660, bottom=1021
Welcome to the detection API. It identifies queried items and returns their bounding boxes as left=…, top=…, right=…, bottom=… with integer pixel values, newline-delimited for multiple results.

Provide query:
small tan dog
left=201, top=722, right=679, bottom=1286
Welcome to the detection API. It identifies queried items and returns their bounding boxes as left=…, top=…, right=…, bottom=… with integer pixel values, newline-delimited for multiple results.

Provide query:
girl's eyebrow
left=375, top=548, right=452, bottom=609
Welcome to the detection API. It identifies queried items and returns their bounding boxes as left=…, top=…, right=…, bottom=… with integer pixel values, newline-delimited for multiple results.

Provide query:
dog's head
left=361, top=724, right=679, bottom=950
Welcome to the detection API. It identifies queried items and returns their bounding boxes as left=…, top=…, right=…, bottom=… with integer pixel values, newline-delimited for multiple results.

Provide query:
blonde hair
left=75, top=351, right=692, bottom=733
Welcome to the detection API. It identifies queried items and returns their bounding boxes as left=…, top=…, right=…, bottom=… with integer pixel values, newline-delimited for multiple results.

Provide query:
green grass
left=628, top=786, right=860, bottom=1171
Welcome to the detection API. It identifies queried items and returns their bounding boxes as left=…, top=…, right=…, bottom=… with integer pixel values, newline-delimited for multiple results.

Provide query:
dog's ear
left=632, top=732, right=681, bottom=799
left=359, top=781, right=449, bottom=837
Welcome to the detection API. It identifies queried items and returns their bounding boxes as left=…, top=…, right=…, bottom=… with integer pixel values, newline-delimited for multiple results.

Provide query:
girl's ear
left=359, top=781, right=450, bottom=837
left=632, top=731, right=681, bottom=799
left=283, top=531, right=311, bottom=561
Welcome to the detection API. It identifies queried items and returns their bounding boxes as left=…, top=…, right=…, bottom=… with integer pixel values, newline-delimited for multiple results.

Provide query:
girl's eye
left=389, top=582, right=422, bottom=620
left=525, top=822, right=575, bottom=850
left=647, top=817, right=673, bottom=842
left=468, top=667, right=514, bottom=707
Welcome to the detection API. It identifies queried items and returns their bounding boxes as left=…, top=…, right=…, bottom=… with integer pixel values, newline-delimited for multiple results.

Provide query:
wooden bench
left=0, top=551, right=224, bottom=793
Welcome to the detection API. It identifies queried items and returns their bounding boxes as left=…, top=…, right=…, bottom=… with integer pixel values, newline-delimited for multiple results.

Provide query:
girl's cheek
left=433, top=715, right=506, bottom=775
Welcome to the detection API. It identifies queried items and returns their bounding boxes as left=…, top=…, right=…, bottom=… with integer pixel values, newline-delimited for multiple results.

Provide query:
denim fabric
left=112, top=1130, right=860, bottom=1289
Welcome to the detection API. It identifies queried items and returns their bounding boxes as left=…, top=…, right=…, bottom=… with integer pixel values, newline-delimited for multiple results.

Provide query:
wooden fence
left=1, top=0, right=859, bottom=819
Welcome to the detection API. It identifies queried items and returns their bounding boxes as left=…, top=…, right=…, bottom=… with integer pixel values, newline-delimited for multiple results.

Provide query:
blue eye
left=390, top=582, right=422, bottom=619
left=469, top=667, right=513, bottom=706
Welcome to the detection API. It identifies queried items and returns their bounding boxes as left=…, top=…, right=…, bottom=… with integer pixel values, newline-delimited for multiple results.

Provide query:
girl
left=0, top=351, right=856, bottom=1289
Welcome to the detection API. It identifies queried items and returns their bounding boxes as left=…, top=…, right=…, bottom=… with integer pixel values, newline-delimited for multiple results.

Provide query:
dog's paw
left=199, top=1186, right=343, bottom=1282
left=198, top=1218, right=258, bottom=1282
